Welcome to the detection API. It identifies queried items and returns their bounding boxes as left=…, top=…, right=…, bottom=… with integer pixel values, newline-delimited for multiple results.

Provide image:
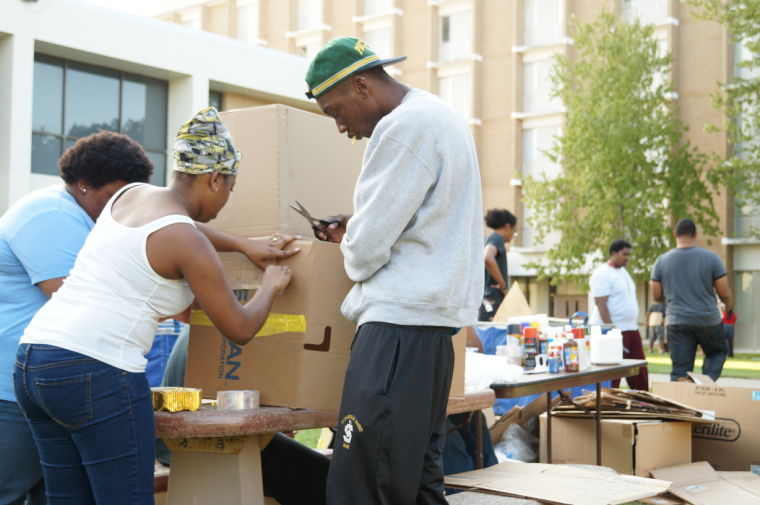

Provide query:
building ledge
left=512, top=37, right=573, bottom=54
left=352, top=8, right=403, bottom=23
left=427, top=54, right=483, bottom=69
left=512, top=109, right=566, bottom=120
left=286, top=25, right=332, bottom=39
left=722, top=237, right=760, bottom=245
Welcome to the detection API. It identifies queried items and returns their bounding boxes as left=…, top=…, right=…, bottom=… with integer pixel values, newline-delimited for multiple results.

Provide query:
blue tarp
left=474, top=326, right=611, bottom=415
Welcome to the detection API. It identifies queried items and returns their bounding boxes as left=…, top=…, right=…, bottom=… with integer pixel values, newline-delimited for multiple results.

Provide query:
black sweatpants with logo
left=326, top=322, right=455, bottom=505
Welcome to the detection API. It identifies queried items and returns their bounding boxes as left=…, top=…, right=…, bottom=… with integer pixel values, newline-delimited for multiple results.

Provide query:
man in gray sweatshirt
left=305, top=37, right=484, bottom=505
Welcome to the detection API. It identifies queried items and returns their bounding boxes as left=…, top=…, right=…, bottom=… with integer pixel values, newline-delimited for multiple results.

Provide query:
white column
left=0, top=33, right=35, bottom=213
left=165, top=74, right=210, bottom=184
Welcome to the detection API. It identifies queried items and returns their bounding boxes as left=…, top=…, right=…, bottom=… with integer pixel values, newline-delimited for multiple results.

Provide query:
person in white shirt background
left=589, top=240, right=648, bottom=390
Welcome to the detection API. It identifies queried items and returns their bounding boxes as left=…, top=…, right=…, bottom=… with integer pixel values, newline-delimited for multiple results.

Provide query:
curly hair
left=485, top=208, right=517, bottom=230
left=58, top=131, right=154, bottom=188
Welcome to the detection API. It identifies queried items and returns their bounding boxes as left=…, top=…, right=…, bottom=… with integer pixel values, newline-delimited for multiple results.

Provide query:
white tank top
left=21, top=183, right=196, bottom=373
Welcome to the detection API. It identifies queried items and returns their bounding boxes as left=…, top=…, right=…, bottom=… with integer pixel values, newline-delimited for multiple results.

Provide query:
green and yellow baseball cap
left=305, top=36, right=406, bottom=99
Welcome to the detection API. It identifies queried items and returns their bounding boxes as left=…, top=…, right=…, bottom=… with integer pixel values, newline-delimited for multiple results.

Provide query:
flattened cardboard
left=539, top=414, right=692, bottom=477
left=651, top=462, right=760, bottom=505
left=444, top=462, right=671, bottom=505
left=717, top=471, right=760, bottom=496
left=640, top=496, right=685, bottom=505
left=652, top=382, right=760, bottom=471
left=216, top=105, right=364, bottom=238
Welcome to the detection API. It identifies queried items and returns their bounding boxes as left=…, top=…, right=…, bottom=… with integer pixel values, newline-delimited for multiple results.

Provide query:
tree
left=522, top=11, right=721, bottom=284
left=688, top=0, right=760, bottom=237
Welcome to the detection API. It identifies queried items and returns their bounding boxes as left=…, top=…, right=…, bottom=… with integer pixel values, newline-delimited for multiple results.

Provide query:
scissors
left=289, top=201, right=342, bottom=231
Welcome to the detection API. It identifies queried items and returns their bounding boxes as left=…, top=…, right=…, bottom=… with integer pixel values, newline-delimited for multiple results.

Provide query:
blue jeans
left=667, top=324, right=727, bottom=381
left=724, top=324, right=735, bottom=357
left=0, top=399, right=45, bottom=505
left=14, top=344, right=155, bottom=505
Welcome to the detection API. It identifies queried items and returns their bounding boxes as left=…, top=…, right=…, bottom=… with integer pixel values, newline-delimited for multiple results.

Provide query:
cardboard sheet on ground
left=444, top=462, right=671, bottom=505
left=651, top=462, right=760, bottom=505
left=493, top=282, right=533, bottom=322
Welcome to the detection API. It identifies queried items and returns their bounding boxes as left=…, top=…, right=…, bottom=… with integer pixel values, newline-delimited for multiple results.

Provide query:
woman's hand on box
left=262, top=265, right=293, bottom=294
left=244, top=234, right=301, bottom=269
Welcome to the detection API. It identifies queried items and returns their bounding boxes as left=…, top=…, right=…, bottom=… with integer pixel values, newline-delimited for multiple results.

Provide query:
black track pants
left=326, top=322, right=455, bottom=505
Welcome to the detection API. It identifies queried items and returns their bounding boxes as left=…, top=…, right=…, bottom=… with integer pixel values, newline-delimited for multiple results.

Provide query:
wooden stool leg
left=167, top=436, right=265, bottom=505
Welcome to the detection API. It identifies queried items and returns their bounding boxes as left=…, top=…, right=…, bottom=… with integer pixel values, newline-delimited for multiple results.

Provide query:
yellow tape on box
left=190, top=310, right=306, bottom=337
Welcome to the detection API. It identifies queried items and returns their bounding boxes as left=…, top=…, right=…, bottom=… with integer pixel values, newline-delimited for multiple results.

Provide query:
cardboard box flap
left=445, top=462, right=671, bottom=505
left=216, top=105, right=363, bottom=238
left=651, top=462, right=760, bottom=505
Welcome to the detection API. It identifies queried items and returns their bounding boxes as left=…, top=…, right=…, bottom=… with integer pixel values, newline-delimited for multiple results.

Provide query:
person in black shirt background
left=479, top=209, right=517, bottom=321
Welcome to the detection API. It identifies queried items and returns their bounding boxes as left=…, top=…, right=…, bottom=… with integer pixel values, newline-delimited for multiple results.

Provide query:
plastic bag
left=464, top=351, right=523, bottom=392
left=493, top=423, right=538, bottom=463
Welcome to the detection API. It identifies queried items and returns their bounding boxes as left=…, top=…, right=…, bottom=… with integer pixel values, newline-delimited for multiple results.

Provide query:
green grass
left=294, top=428, right=322, bottom=449
left=644, top=350, right=760, bottom=379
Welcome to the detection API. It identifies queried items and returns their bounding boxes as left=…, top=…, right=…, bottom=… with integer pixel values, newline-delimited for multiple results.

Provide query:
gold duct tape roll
left=190, top=310, right=306, bottom=337
left=151, top=387, right=202, bottom=412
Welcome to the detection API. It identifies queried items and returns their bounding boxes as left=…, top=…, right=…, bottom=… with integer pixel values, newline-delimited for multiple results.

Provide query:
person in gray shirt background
left=650, top=218, right=733, bottom=381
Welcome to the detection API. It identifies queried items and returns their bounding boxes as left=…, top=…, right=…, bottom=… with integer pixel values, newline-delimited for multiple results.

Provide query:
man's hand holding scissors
left=289, top=201, right=351, bottom=243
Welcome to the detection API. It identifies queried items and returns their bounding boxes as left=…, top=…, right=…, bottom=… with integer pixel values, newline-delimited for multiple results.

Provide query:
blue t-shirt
left=0, top=186, right=93, bottom=401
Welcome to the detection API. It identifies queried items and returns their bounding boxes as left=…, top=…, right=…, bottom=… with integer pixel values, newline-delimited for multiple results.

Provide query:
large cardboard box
left=186, top=238, right=467, bottom=411
left=539, top=414, right=692, bottom=476
left=185, top=239, right=355, bottom=411
left=216, top=104, right=364, bottom=238
left=652, top=382, right=760, bottom=471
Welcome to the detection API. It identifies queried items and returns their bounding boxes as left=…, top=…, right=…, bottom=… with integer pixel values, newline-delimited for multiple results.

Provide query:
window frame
left=31, top=53, right=169, bottom=184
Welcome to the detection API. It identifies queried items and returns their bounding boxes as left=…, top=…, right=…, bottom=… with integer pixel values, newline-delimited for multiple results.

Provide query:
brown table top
left=490, top=359, right=647, bottom=398
left=155, top=389, right=496, bottom=438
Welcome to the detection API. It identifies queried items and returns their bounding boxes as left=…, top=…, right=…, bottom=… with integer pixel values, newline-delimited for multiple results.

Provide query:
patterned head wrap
left=173, top=107, right=241, bottom=175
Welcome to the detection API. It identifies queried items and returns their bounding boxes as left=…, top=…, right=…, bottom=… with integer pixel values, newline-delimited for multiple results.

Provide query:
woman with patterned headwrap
left=13, top=108, right=297, bottom=505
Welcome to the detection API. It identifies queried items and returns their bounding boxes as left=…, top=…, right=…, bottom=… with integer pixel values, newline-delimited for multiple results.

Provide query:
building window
left=438, top=72, right=472, bottom=120
left=439, top=8, right=472, bottom=63
left=297, top=40, right=323, bottom=61
left=297, top=0, right=323, bottom=30
left=524, top=0, right=563, bottom=46
left=523, top=59, right=561, bottom=113
left=733, top=40, right=760, bottom=237
left=237, top=0, right=260, bottom=44
left=522, top=125, right=560, bottom=180
left=522, top=124, right=561, bottom=247
left=363, top=25, right=392, bottom=59
left=31, top=54, right=168, bottom=185
left=735, top=272, right=758, bottom=349
left=621, top=0, right=668, bottom=26
left=209, top=91, right=223, bottom=111
left=364, top=0, right=393, bottom=16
